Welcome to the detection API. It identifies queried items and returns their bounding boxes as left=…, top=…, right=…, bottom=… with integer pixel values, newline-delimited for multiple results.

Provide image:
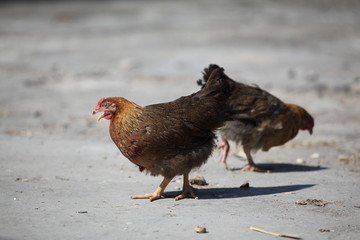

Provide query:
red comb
left=95, top=98, right=105, bottom=110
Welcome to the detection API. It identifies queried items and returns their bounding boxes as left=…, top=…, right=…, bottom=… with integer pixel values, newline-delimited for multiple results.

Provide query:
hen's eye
left=103, top=103, right=108, bottom=107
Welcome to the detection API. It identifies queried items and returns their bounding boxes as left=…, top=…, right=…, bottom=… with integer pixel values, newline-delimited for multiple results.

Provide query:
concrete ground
left=0, top=1, right=359, bottom=239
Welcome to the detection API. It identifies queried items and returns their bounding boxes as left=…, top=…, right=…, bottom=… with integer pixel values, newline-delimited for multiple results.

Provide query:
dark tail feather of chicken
left=197, top=64, right=222, bottom=88
left=200, top=67, right=231, bottom=98
left=197, top=67, right=234, bottom=121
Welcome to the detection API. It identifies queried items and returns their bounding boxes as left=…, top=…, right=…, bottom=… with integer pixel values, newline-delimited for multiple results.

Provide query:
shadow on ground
left=165, top=184, right=315, bottom=200
left=229, top=163, right=326, bottom=173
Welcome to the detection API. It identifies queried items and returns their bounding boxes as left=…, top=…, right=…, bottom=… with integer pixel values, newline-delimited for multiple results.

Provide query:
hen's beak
left=92, top=110, right=104, bottom=122
left=308, top=128, right=313, bottom=135
left=97, top=113, right=105, bottom=122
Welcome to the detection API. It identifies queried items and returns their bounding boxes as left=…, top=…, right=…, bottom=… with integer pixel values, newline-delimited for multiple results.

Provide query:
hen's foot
left=241, top=164, right=271, bottom=173
left=166, top=173, right=199, bottom=201
left=160, top=185, right=199, bottom=201
left=174, top=185, right=198, bottom=201
left=131, top=177, right=172, bottom=201
left=131, top=192, right=163, bottom=202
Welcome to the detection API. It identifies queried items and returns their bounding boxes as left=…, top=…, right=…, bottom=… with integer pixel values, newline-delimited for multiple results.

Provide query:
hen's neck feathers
left=286, top=104, right=309, bottom=120
left=108, top=97, right=143, bottom=135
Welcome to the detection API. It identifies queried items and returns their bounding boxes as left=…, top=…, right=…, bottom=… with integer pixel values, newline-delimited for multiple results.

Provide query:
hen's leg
left=131, top=177, right=172, bottom=201
left=218, top=140, right=230, bottom=169
left=174, top=173, right=198, bottom=201
left=241, top=147, right=270, bottom=173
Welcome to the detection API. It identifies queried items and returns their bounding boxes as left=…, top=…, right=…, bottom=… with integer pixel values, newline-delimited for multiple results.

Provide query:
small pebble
left=337, top=155, right=349, bottom=161
left=194, top=226, right=207, bottom=233
left=240, top=181, right=250, bottom=188
left=296, top=158, right=306, bottom=164
left=310, top=153, right=320, bottom=159
left=190, top=176, right=208, bottom=186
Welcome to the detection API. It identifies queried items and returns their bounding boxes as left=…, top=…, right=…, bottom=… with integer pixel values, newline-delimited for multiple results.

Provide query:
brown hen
left=198, top=64, right=314, bottom=172
left=93, top=68, right=230, bottom=201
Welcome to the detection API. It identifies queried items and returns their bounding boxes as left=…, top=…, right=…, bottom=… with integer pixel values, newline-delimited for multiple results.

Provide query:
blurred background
left=1, top=0, right=359, bottom=144
left=1, top=1, right=360, bottom=239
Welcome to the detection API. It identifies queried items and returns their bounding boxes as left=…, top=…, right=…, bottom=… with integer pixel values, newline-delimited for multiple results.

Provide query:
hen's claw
left=241, top=164, right=271, bottom=173
left=175, top=186, right=198, bottom=201
left=176, top=173, right=198, bottom=200
left=131, top=177, right=172, bottom=201
left=130, top=174, right=200, bottom=201
left=131, top=192, right=163, bottom=202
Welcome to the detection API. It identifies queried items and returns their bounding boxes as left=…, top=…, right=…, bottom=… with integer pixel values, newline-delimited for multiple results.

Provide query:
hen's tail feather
left=197, top=66, right=234, bottom=121
left=200, top=67, right=230, bottom=98
left=197, top=64, right=226, bottom=88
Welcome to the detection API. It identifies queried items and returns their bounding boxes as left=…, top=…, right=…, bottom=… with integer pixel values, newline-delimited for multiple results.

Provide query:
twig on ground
left=250, top=226, right=301, bottom=239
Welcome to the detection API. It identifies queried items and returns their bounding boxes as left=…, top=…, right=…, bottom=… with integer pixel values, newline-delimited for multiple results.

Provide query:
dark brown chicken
left=93, top=68, right=231, bottom=201
left=198, top=64, right=314, bottom=172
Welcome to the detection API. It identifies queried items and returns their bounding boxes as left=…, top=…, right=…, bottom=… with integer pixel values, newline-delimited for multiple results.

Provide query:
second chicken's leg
left=218, top=140, right=230, bottom=169
left=241, top=147, right=270, bottom=173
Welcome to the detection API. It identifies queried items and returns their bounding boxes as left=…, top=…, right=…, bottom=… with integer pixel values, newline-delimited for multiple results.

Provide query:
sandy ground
left=0, top=0, right=360, bottom=239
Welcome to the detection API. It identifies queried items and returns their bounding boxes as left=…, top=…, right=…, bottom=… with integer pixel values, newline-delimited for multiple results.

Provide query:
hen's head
left=300, top=108, right=314, bottom=135
left=93, top=98, right=117, bottom=121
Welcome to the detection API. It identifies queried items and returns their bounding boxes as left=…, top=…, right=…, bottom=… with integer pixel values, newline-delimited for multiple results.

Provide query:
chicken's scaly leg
left=131, top=177, right=172, bottom=201
left=174, top=173, right=198, bottom=201
left=218, top=140, right=230, bottom=169
left=241, top=147, right=270, bottom=173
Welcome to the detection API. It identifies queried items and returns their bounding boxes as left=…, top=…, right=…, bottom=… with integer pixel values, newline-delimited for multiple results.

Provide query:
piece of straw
left=250, top=226, right=301, bottom=239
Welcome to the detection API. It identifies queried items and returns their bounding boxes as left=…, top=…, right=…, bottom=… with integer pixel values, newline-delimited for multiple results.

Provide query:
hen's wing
left=142, top=68, right=229, bottom=153
left=228, top=85, right=288, bottom=123
left=122, top=68, right=231, bottom=177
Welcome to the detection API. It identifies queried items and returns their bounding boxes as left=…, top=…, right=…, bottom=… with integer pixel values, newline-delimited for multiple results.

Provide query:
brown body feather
left=97, top=67, right=231, bottom=179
